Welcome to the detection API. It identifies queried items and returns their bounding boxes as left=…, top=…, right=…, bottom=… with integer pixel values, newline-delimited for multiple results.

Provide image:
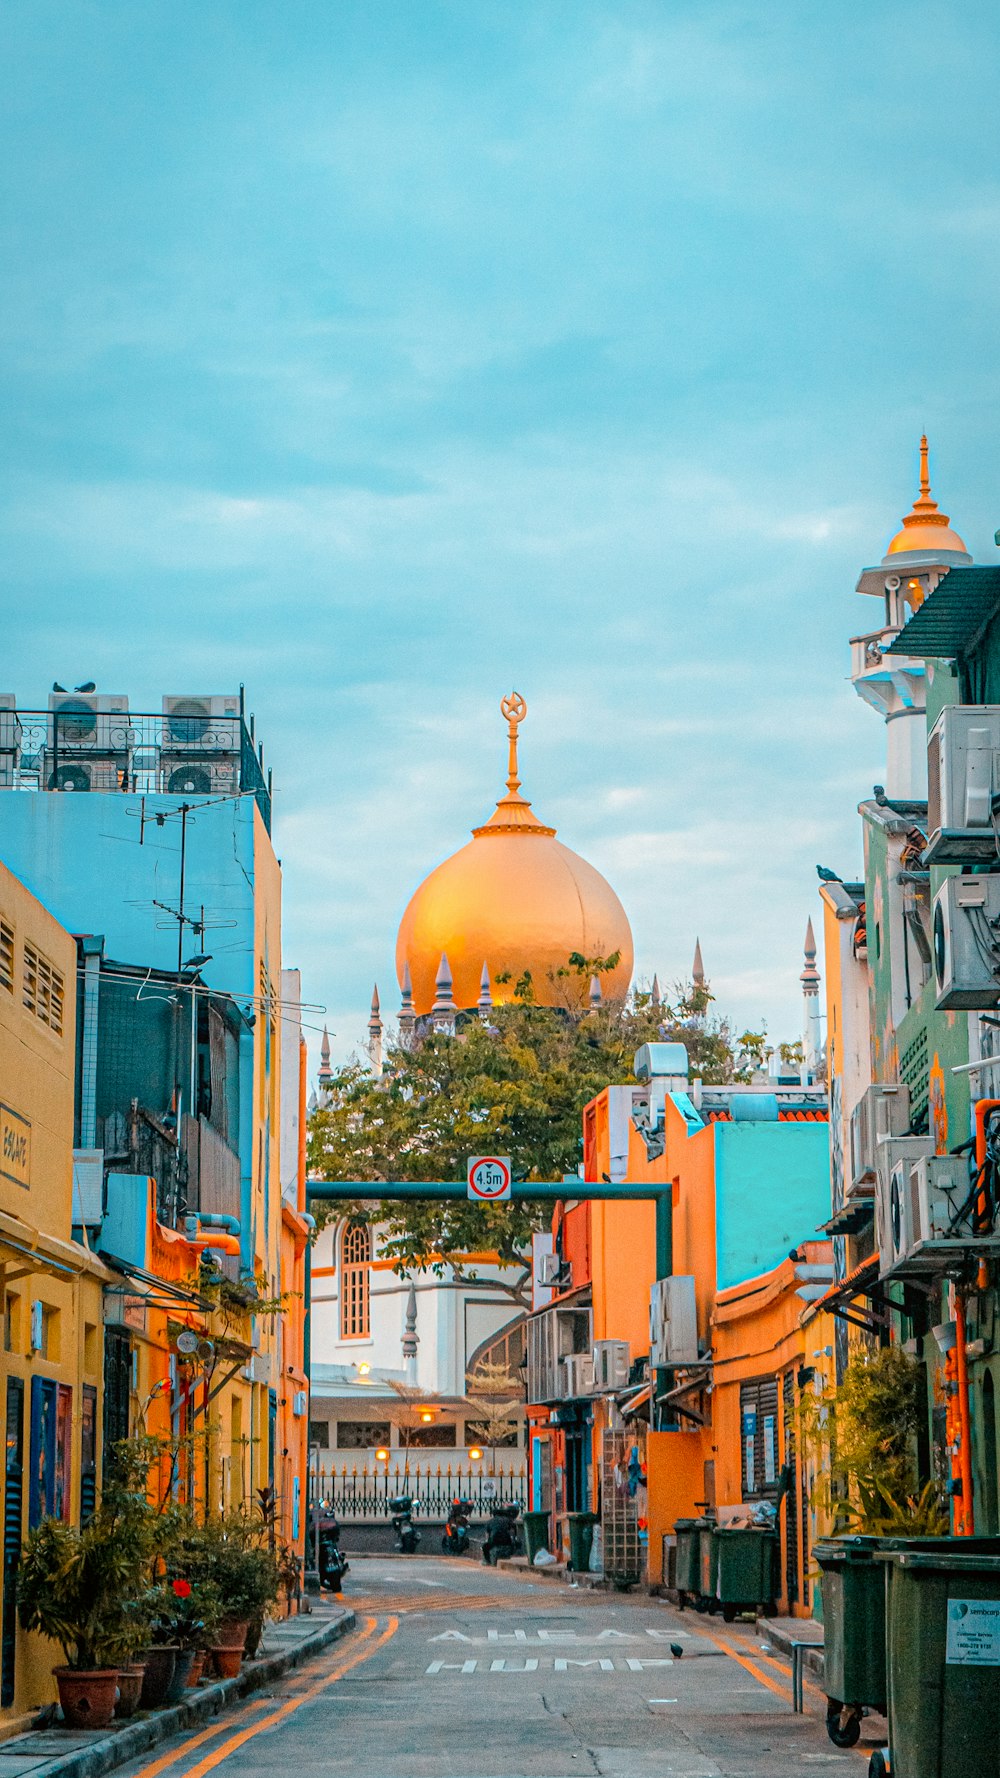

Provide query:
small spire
left=318, top=1024, right=333, bottom=1086
left=692, top=939, right=705, bottom=986
left=650, top=974, right=661, bottom=1010
left=472, top=693, right=556, bottom=838
left=477, top=961, right=493, bottom=1016
left=801, top=918, right=820, bottom=994
left=368, top=984, right=384, bottom=1077
left=900, top=434, right=950, bottom=532
left=402, top=1284, right=419, bottom=1378
left=432, top=952, right=457, bottom=1033
left=589, top=974, right=603, bottom=1011
left=398, top=962, right=416, bottom=1048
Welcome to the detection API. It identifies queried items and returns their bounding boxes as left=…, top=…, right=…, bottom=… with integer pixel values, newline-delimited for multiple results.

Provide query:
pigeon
left=52, top=682, right=66, bottom=693
left=74, top=681, right=96, bottom=693
left=670, top=1643, right=684, bottom=1659
left=816, top=865, right=840, bottom=882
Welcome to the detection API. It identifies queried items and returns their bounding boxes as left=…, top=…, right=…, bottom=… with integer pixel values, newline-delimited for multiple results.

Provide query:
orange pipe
left=188, top=1231, right=241, bottom=1258
left=298, top=1033, right=308, bottom=1214
left=953, top=1288, right=975, bottom=1535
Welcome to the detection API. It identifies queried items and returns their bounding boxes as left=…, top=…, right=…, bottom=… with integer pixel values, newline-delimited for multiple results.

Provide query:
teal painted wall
left=713, top=1121, right=830, bottom=1290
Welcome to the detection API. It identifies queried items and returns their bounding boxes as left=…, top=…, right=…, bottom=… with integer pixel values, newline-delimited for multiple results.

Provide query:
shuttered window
left=22, top=942, right=64, bottom=1035
left=0, top=921, right=12, bottom=995
left=739, top=1375, right=780, bottom=1499
left=340, top=1222, right=371, bottom=1339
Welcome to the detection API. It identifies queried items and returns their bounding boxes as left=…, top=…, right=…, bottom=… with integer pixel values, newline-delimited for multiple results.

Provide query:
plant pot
left=216, top=1617, right=249, bottom=1651
left=244, top=1617, right=263, bottom=1661
left=162, top=1648, right=197, bottom=1703
left=139, top=1646, right=178, bottom=1709
left=114, top=1666, right=146, bottom=1719
left=53, top=1666, right=121, bottom=1731
left=186, top=1651, right=206, bottom=1687
left=212, top=1645, right=242, bottom=1680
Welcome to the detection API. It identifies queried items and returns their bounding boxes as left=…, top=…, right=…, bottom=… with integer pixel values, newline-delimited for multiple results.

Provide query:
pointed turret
left=477, top=961, right=493, bottom=1019
left=589, top=974, right=603, bottom=1011
left=399, top=962, right=416, bottom=1049
left=801, top=918, right=822, bottom=1085
left=692, top=939, right=705, bottom=987
left=368, top=984, right=384, bottom=1078
left=318, top=1024, right=333, bottom=1096
left=432, top=952, right=457, bottom=1035
left=650, top=974, right=661, bottom=1010
left=402, top=1283, right=419, bottom=1382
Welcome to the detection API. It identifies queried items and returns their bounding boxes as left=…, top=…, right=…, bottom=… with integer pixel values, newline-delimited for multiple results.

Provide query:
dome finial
left=919, top=432, right=931, bottom=500
left=473, top=692, right=556, bottom=837
left=500, top=690, right=527, bottom=797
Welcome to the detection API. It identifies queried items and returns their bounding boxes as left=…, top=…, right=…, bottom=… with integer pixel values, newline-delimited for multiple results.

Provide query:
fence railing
left=308, top=1460, right=528, bottom=1521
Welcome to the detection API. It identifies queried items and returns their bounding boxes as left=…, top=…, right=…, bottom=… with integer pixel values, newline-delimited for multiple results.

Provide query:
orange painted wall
left=645, top=1430, right=709, bottom=1585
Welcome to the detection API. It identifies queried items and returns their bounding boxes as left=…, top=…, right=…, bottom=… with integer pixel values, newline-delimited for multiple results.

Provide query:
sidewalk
left=0, top=1603, right=355, bottom=1778
left=757, top=1614, right=825, bottom=1684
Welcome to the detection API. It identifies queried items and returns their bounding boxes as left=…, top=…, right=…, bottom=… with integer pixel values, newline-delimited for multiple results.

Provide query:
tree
left=465, top=1358, right=520, bottom=1470
left=308, top=971, right=755, bottom=1304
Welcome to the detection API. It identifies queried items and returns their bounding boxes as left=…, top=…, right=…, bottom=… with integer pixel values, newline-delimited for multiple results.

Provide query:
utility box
left=927, top=705, right=1000, bottom=864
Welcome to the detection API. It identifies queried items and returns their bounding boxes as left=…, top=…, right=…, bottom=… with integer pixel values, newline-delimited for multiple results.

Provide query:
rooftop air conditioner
left=848, top=1083, right=911, bottom=1198
left=563, top=1354, right=595, bottom=1398
left=932, top=873, right=1000, bottom=1010
left=46, top=694, right=130, bottom=791
left=161, top=695, right=241, bottom=798
left=927, top=706, right=1000, bottom=865
left=526, top=1306, right=592, bottom=1404
left=876, top=1152, right=997, bottom=1278
left=649, top=1275, right=699, bottom=1367
left=592, top=1339, right=630, bottom=1392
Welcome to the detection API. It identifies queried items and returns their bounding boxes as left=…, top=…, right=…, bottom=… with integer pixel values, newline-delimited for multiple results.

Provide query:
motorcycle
left=481, top=1501, right=521, bottom=1566
left=389, top=1494, right=421, bottom=1555
left=316, top=1507, right=350, bottom=1594
left=441, top=1497, right=474, bottom=1556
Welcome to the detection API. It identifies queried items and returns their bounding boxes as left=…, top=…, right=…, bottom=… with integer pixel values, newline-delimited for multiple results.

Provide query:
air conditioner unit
left=538, top=1252, right=561, bottom=1286
left=848, top=1083, right=911, bottom=1197
left=592, top=1339, right=630, bottom=1392
left=876, top=1153, right=995, bottom=1278
left=563, top=1354, right=595, bottom=1397
left=927, top=706, right=1000, bottom=864
left=0, top=696, right=20, bottom=786
left=46, top=694, right=131, bottom=790
left=932, top=874, right=1000, bottom=1010
left=46, top=759, right=127, bottom=793
left=71, top=1149, right=104, bottom=1226
left=649, top=1275, right=699, bottom=1367
left=161, top=696, right=241, bottom=797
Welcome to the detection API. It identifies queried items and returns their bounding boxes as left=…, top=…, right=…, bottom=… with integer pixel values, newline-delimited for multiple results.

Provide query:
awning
left=618, top=1383, right=651, bottom=1420
left=653, top=1365, right=712, bottom=1427
left=821, top=1198, right=876, bottom=1237
left=886, top=567, right=1000, bottom=662
left=804, top=1254, right=888, bottom=1332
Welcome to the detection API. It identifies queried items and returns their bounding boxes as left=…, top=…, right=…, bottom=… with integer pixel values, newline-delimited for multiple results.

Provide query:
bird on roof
left=816, top=865, right=841, bottom=882
left=52, top=682, right=67, bottom=693
left=74, top=681, right=96, bottom=693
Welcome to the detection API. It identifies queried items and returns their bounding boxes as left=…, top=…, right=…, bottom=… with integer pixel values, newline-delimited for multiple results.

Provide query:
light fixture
left=468, top=1446, right=482, bottom=1462
left=375, top=1447, right=389, bottom=1463
left=420, top=1411, right=434, bottom=1424
left=357, top=1361, right=370, bottom=1376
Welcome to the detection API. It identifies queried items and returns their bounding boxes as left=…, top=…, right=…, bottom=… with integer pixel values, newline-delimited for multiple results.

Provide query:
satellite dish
left=175, top=1330, right=199, bottom=1355
left=196, top=1338, right=215, bottom=1362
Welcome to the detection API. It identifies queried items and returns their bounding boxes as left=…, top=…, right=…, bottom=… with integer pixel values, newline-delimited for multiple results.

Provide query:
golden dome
left=885, top=435, right=970, bottom=560
left=396, top=694, right=634, bottom=1016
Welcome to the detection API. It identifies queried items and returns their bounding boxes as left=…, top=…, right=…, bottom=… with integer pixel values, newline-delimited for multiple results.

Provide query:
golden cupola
left=883, top=434, right=971, bottom=564
left=395, top=694, right=634, bottom=1016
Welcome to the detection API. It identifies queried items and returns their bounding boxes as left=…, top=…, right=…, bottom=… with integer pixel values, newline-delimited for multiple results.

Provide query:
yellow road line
left=690, top=1624, right=794, bottom=1702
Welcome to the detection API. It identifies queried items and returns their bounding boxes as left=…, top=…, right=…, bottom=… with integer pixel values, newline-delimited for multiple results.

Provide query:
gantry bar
left=305, top=1179, right=665, bottom=1201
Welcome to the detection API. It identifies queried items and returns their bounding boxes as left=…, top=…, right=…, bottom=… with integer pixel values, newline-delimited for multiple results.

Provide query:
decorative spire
left=692, top=938, right=705, bottom=986
left=318, top=1024, right=333, bottom=1087
left=477, top=961, right=493, bottom=1018
left=801, top=917, right=823, bottom=1087
left=900, top=434, right=951, bottom=535
left=432, top=952, right=457, bottom=1034
left=650, top=974, right=661, bottom=1010
left=402, top=1283, right=419, bottom=1380
left=589, top=974, right=603, bottom=1011
left=398, top=962, right=416, bottom=1048
left=800, top=918, right=820, bottom=995
left=368, top=984, right=383, bottom=1077
left=473, top=693, right=556, bottom=838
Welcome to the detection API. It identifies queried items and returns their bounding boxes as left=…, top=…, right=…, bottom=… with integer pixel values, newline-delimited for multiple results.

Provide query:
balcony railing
left=0, top=710, right=271, bottom=833
left=308, top=1461, right=527, bottom=1522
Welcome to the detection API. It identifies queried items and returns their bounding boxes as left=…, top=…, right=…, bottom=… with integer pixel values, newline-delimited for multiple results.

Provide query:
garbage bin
left=567, top=1511, right=598, bottom=1572
left=875, top=1546, right=1000, bottom=1778
left=674, top=1518, right=701, bottom=1607
left=714, top=1524, right=778, bottom=1622
left=521, top=1510, right=551, bottom=1565
left=814, top=1536, right=886, bottom=1749
left=695, top=1517, right=719, bottom=1612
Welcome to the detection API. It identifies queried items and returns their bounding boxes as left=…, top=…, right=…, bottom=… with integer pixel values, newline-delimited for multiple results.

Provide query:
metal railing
left=0, top=710, right=271, bottom=833
left=309, top=1460, right=528, bottom=1522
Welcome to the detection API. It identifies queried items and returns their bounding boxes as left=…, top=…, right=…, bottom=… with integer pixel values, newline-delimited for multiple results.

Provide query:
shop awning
left=821, top=1198, right=876, bottom=1237
left=804, top=1254, right=888, bottom=1332
left=653, top=1364, right=712, bottom=1427
left=618, top=1383, right=651, bottom=1420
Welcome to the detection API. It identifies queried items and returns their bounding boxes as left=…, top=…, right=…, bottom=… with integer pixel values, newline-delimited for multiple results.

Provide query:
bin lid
left=814, top=1536, right=881, bottom=1563
left=876, top=1549, right=1000, bottom=1572
left=714, top=1524, right=776, bottom=1537
left=674, top=1518, right=700, bottom=1530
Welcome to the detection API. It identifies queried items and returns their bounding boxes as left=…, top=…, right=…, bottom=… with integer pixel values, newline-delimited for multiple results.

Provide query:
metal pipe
left=307, top=1179, right=668, bottom=1202
left=185, top=1213, right=241, bottom=1237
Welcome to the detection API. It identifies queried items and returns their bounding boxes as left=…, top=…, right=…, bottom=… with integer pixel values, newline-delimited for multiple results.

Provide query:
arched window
left=340, top=1222, right=371, bottom=1339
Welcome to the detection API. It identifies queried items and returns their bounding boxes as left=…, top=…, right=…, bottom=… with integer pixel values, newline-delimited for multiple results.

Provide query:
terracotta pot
left=114, top=1667, right=146, bottom=1719
left=216, top=1617, right=249, bottom=1651
left=163, top=1648, right=197, bottom=1704
left=54, top=1666, right=120, bottom=1731
left=212, top=1645, right=242, bottom=1680
left=186, top=1650, right=206, bottom=1687
left=139, top=1646, right=178, bottom=1709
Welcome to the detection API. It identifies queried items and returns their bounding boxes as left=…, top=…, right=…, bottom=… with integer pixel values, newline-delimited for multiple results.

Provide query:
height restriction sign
left=467, top=1155, right=513, bottom=1202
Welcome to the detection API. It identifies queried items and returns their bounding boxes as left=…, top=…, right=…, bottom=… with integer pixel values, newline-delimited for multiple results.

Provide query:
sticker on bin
left=945, top=1598, right=1000, bottom=1665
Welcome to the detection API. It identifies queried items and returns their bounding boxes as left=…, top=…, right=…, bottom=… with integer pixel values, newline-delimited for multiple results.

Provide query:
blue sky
left=4, top=1, right=1000, bottom=1067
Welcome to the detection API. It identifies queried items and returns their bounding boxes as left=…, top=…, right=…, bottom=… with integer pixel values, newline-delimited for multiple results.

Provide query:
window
left=402, top=1424, right=456, bottom=1449
left=308, top=1420, right=330, bottom=1450
left=22, top=943, right=64, bottom=1035
left=0, top=920, right=12, bottom=994
left=465, top=1420, right=519, bottom=1448
left=336, top=1420, right=390, bottom=1450
left=739, top=1375, right=780, bottom=1500
left=340, top=1222, right=371, bottom=1339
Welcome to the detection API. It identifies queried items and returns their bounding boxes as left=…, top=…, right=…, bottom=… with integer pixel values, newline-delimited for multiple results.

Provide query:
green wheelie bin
left=714, top=1524, right=778, bottom=1622
left=695, top=1517, right=719, bottom=1613
left=873, top=1546, right=1000, bottom=1778
left=566, top=1511, right=598, bottom=1572
left=814, top=1536, right=886, bottom=1749
left=674, top=1518, right=701, bottom=1608
left=521, top=1510, right=551, bottom=1565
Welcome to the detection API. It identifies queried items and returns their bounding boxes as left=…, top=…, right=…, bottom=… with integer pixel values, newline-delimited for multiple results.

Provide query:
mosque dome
left=395, top=694, right=634, bottom=1016
left=883, top=435, right=971, bottom=564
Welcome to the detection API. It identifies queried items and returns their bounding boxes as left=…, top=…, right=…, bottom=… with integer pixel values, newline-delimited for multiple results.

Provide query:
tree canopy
left=308, top=973, right=763, bottom=1300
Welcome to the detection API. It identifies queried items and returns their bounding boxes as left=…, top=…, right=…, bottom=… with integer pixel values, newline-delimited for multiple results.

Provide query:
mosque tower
left=852, top=436, right=971, bottom=798
left=395, top=694, right=633, bottom=1018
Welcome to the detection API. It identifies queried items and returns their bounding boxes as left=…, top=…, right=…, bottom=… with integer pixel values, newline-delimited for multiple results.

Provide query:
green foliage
left=843, top=1478, right=948, bottom=1538
left=148, top=1577, right=223, bottom=1651
left=309, top=972, right=751, bottom=1291
left=178, top=1513, right=280, bottom=1622
left=802, top=1346, right=945, bottom=1534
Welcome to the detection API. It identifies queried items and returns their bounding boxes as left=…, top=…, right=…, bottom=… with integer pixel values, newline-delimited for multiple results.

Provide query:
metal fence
left=309, top=1460, right=528, bottom=1522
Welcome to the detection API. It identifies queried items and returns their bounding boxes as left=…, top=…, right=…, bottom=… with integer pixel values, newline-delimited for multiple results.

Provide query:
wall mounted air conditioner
left=46, top=694, right=130, bottom=790
left=927, top=706, right=1000, bottom=864
left=527, top=1305, right=592, bottom=1403
left=161, top=696, right=241, bottom=797
left=563, top=1354, right=595, bottom=1397
left=592, top=1339, right=630, bottom=1392
left=71, top=1149, right=104, bottom=1226
left=0, top=696, right=21, bottom=787
left=649, top=1275, right=699, bottom=1367
left=538, top=1252, right=561, bottom=1286
left=876, top=1153, right=995, bottom=1278
left=932, top=873, right=1000, bottom=1010
left=848, top=1083, right=911, bottom=1198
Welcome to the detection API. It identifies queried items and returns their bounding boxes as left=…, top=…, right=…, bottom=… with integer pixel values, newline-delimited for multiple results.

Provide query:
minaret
left=402, top=1284, right=419, bottom=1384
left=477, top=961, right=494, bottom=1022
left=650, top=974, right=661, bottom=1011
left=431, top=952, right=457, bottom=1035
left=852, top=437, right=971, bottom=799
left=398, top=962, right=416, bottom=1049
left=368, top=985, right=383, bottom=1077
left=318, top=1025, right=333, bottom=1098
left=800, top=918, right=822, bottom=1086
left=692, top=938, right=705, bottom=988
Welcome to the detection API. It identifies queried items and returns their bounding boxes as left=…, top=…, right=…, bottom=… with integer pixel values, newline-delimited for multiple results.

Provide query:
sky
left=4, top=1, right=1000, bottom=1068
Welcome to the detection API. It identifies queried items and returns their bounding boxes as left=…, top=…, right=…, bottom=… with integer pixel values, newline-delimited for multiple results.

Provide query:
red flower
left=172, top=1579, right=192, bottom=1599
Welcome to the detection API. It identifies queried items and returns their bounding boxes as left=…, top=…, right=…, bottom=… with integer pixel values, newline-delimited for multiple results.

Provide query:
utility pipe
left=297, top=1035, right=308, bottom=1215
left=185, top=1213, right=242, bottom=1238
left=953, top=1285, right=975, bottom=1535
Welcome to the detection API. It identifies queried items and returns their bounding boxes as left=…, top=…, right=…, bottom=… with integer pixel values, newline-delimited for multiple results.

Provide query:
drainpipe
left=953, top=1284, right=975, bottom=1535
left=184, top=1213, right=242, bottom=1261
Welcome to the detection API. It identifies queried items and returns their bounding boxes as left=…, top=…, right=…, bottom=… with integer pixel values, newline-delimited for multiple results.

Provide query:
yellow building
left=0, top=861, right=110, bottom=1724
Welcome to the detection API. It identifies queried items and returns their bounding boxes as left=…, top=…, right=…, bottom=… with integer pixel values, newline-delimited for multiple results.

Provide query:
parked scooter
left=316, top=1507, right=350, bottom=1593
left=389, top=1494, right=421, bottom=1554
left=481, top=1501, right=521, bottom=1566
left=441, top=1497, right=474, bottom=1556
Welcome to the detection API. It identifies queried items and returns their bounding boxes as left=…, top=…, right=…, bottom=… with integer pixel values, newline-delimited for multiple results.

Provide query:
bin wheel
left=825, top=1702, right=861, bottom=1749
left=694, top=1596, right=709, bottom=1613
left=677, top=1592, right=687, bottom=1611
left=721, top=1604, right=738, bottom=1623
left=867, top=1751, right=890, bottom=1778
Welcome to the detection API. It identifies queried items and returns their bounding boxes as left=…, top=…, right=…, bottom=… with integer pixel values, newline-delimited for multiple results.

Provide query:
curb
left=758, top=1618, right=826, bottom=1685
left=16, top=1609, right=356, bottom=1778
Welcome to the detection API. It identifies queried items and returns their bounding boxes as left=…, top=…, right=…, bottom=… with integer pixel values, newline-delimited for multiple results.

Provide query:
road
left=115, top=1556, right=882, bottom=1778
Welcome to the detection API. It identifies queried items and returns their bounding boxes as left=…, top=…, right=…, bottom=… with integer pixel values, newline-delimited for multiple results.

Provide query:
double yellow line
left=131, top=1615, right=399, bottom=1778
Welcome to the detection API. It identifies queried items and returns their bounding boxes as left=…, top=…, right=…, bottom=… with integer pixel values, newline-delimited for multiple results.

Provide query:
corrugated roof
left=887, top=567, right=1000, bottom=660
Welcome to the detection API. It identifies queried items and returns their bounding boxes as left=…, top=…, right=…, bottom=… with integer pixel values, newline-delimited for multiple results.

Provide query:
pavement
left=2, top=1554, right=889, bottom=1778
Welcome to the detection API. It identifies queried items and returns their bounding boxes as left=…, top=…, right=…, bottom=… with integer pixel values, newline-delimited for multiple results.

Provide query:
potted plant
left=18, top=1514, right=149, bottom=1730
left=184, top=1516, right=279, bottom=1671
left=149, top=1578, right=222, bottom=1701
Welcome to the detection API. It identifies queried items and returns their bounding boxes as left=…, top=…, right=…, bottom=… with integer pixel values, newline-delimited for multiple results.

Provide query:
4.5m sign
left=467, top=1155, right=512, bottom=1202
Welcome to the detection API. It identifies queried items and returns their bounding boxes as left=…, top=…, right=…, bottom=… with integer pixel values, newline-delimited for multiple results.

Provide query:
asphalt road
left=115, top=1557, right=881, bottom=1778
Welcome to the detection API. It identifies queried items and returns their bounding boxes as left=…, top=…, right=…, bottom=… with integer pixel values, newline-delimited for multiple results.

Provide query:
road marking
left=139, top=1617, right=397, bottom=1778
left=688, top=1624, right=791, bottom=1701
